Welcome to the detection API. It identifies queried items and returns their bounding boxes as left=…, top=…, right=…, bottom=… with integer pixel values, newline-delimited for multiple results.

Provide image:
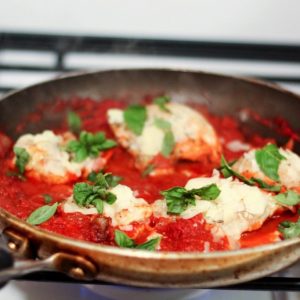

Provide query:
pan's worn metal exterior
left=0, top=69, right=300, bottom=287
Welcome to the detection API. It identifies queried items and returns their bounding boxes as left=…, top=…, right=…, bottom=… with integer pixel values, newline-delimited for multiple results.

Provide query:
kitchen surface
left=1, top=1, right=300, bottom=299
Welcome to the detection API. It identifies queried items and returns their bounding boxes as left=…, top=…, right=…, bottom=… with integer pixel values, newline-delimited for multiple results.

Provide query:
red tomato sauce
left=0, top=97, right=297, bottom=252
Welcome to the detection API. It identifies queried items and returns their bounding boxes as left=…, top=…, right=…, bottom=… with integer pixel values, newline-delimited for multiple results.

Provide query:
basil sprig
left=255, top=144, right=286, bottom=182
left=161, top=184, right=221, bottom=215
left=14, top=147, right=30, bottom=175
left=220, top=155, right=281, bottom=192
left=124, top=104, right=147, bottom=135
left=27, top=202, right=58, bottom=225
left=153, top=96, right=171, bottom=112
left=67, top=111, right=81, bottom=134
left=278, top=219, right=300, bottom=239
left=274, top=190, right=300, bottom=206
left=87, top=171, right=122, bottom=187
left=73, top=172, right=118, bottom=213
left=115, top=230, right=160, bottom=251
left=66, top=131, right=116, bottom=162
left=154, top=118, right=175, bottom=157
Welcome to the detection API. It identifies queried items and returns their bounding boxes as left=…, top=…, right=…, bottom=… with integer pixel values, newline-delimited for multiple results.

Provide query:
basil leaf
left=115, top=230, right=159, bottom=251
left=66, top=131, right=116, bottom=162
left=255, top=144, right=286, bottom=181
left=67, top=111, right=81, bottom=134
left=220, top=156, right=253, bottom=185
left=124, top=105, right=147, bottom=135
left=153, top=96, right=171, bottom=112
left=93, top=199, right=104, bottom=214
left=136, top=237, right=160, bottom=251
left=191, top=184, right=221, bottom=200
left=161, top=130, right=175, bottom=157
left=43, top=194, right=53, bottom=204
left=90, top=172, right=122, bottom=188
left=220, top=156, right=280, bottom=191
left=115, top=230, right=135, bottom=248
left=161, top=187, right=196, bottom=215
left=73, top=182, right=94, bottom=206
left=250, top=177, right=282, bottom=192
left=14, top=147, right=30, bottom=175
left=142, top=164, right=155, bottom=177
left=154, top=118, right=171, bottom=130
left=27, top=202, right=58, bottom=225
left=73, top=173, right=119, bottom=212
left=275, top=190, right=300, bottom=206
left=278, top=219, right=300, bottom=239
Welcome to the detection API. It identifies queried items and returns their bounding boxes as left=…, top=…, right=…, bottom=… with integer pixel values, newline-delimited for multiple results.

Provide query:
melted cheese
left=153, top=172, right=278, bottom=248
left=62, top=184, right=152, bottom=227
left=184, top=174, right=277, bottom=247
left=107, top=103, right=220, bottom=168
left=14, top=130, right=107, bottom=184
left=233, top=147, right=300, bottom=189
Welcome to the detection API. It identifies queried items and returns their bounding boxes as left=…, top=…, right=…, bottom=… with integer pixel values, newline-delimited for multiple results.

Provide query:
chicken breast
left=153, top=171, right=278, bottom=248
left=63, top=184, right=153, bottom=227
left=107, top=103, right=221, bottom=169
left=232, top=147, right=300, bottom=191
left=13, top=130, right=110, bottom=184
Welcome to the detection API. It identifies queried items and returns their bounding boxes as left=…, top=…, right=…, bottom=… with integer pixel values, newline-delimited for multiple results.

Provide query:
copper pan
left=0, top=69, right=300, bottom=288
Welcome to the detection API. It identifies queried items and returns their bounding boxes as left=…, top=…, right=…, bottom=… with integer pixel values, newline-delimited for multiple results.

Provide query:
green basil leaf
left=220, top=156, right=253, bottom=185
left=93, top=199, right=104, bottom=214
left=14, top=147, right=30, bottom=175
left=154, top=118, right=171, bottom=131
left=255, top=144, right=286, bottom=181
left=115, top=230, right=160, bottom=251
left=124, top=104, right=147, bottom=135
left=250, top=177, right=281, bottom=192
left=142, top=164, right=155, bottom=177
left=43, top=194, right=53, bottom=204
left=73, top=183, right=94, bottom=206
left=114, top=230, right=135, bottom=248
left=191, top=184, right=221, bottom=200
left=106, top=192, right=117, bottom=204
left=153, top=96, right=171, bottom=112
left=67, top=131, right=116, bottom=162
left=136, top=237, right=160, bottom=251
left=87, top=171, right=98, bottom=182
left=161, top=130, right=175, bottom=157
left=67, top=111, right=81, bottom=134
left=275, top=190, right=300, bottom=206
left=162, top=187, right=195, bottom=215
left=278, top=219, right=300, bottom=239
left=26, top=202, right=58, bottom=225
left=97, top=139, right=117, bottom=150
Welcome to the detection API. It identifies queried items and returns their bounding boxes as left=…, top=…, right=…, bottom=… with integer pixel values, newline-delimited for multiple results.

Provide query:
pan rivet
left=69, top=267, right=85, bottom=279
left=7, top=242, right=17, bottom=251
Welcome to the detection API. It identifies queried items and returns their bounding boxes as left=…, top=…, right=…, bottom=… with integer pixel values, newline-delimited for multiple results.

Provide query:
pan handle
left=0, top=247, right=98, bottom=285
left=0, top=247, right=53, bottom=285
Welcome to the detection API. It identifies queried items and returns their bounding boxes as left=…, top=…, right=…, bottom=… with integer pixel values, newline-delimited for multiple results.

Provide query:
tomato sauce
left=0, top=97, right=297, bottom=252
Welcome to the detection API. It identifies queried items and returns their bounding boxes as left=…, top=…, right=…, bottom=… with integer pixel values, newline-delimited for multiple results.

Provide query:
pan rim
left=1, top=67, right=300, bottom=260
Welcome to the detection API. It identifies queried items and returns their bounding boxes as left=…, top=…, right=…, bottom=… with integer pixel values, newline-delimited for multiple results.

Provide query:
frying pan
left=0, top=69, right=300, bottom=288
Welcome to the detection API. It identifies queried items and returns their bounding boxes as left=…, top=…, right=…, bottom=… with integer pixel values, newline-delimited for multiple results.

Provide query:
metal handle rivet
left=7, top=242, right=17, bottom=251
left=69, top=267, right=85, bottom=279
